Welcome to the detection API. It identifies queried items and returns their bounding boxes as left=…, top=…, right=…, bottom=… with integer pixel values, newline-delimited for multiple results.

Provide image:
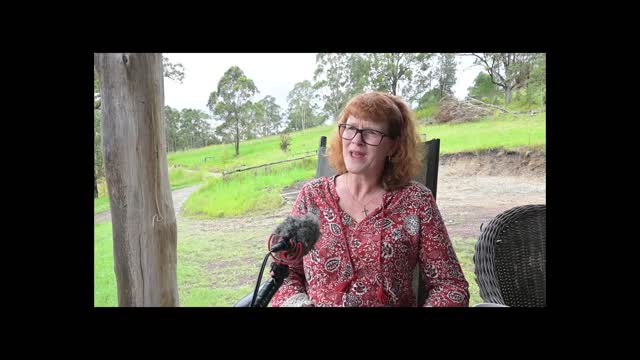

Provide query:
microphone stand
left=252, top=262, right=289, bottom=307
left=234, top=261, right=289, bottom=307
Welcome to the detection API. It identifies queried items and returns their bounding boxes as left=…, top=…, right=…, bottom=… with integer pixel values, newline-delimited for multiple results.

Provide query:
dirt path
left=437, top=172, right=545, bottom=240
left=436, top=150, right=546, bottom=240
left=94, top=184, right=203, bottom=224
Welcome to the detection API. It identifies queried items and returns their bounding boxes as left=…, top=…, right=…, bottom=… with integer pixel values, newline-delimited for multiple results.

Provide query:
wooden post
left=315, top=136, right=329, bottom=178
left=415, top=138, right=440, bottom=306
left=95, top=53, right=178, bottom=307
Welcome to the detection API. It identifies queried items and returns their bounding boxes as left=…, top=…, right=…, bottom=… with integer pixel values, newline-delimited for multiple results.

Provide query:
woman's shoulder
left=300, top=175, right=335, bottom=193
left=389, top=180, right=436, bottom=210
left=403, top=180, right=434, bottom=198
left=391, top=181, right=437, bottom=218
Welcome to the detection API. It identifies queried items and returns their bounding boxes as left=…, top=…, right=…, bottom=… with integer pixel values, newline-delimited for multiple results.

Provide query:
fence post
left=316, top=136, right=328, bottom=178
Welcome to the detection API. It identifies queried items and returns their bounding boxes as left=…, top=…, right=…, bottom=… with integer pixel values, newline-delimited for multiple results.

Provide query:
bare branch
left=471, top=53, right=507, bottom=88
left=467, top=96, right=510, bottom=113
left=466, top=96, right=545, bottom=115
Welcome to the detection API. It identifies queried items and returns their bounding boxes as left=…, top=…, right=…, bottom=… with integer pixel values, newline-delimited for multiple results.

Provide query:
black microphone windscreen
left=273, top=213, right=320, bottom=255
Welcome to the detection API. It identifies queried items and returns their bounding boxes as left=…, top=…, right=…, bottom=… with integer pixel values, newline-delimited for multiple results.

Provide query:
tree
left=313, top=53, right=371, bottom=122
left=286, top=80, right=323, bottom=132
left=415, top=53, right=458, bottom=110
left=435, top=53, right=457, bottom=98
left=417, top=88, right=442, bottom=109
left=94, top=109, right=103, bottom=198
left=94, top=53, right=178, bottom=307
left=94, top=70, right=101, bottom=110
left=250, top=101, right=266, bottom=138
left=313, top=53, right=350, bottom=123
left=367, top=53, right=435, bottom=104
left=259, top=95, right=283, bottom=136
left=196, top=114, right=214, bottom=146
left=214, top=120, right=235, bottom=144
left=95, top=57, right=185, bottom=111
left=207, top=66, right=258, bottom=156
left=467, top=72, right=502, bottom=104
left=179, top=108, right=211, bottom=148
left=162, top=56, right=185, bottom=83
left=250, top=96, right=282, bottom=138
left=526, top=54, right=546, bottom=106
left=166, top=107, right=216, bottom=150
left=467, top=53, right=539, bottom=104
left=164, top=106, right=181, bottom=152
left=95, top=57, right=185, bottom=196
left=348, top=53, right=371, bottom=96
left=240, top=101, right=259, bottom=140
left=95, top=70, right=104, bottom=198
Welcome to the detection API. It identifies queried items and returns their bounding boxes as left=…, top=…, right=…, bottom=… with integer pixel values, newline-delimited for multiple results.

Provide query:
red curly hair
left=326, top=92, right=423, bottom=190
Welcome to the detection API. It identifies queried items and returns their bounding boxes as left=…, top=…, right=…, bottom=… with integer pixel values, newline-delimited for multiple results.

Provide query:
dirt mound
left=433, top=95, right=493, bottom=124
left=440, top=148, right=546, bottom=178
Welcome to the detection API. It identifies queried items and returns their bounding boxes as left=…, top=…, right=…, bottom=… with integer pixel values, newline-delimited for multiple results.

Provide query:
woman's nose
left=351, top=131, right=365, bottom=145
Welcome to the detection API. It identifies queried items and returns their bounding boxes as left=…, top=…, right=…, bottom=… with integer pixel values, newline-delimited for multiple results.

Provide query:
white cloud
left=163, top=53, right=317, bottom=114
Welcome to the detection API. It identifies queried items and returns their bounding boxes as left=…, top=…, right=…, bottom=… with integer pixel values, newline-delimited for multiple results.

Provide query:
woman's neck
left=344, top=172, right=384, bottom=201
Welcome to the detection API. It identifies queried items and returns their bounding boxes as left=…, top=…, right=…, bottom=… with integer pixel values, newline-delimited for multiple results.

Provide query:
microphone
left=235, top=213, right=321, bottom=307
left=269, top=213, right=321, bottom=263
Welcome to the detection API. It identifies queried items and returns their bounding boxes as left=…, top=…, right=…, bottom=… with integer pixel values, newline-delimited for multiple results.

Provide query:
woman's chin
left=345, top=165, right=365, bottom=174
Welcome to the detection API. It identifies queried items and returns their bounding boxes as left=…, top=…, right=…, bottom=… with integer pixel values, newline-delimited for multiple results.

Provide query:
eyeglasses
left=338, top=124, right=390, bottom=146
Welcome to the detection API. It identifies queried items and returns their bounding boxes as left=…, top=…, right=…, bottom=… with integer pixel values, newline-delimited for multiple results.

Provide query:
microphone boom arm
left=235, top=261, right=289, bottom=307
left=252, top=262, right=289, bottom=307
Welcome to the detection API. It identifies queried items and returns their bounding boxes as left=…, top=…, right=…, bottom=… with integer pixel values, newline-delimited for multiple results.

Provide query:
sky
left=163, top=53, right=483, bottom=117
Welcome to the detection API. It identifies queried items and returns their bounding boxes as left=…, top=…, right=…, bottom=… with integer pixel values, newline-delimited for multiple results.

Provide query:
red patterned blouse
left=271, top=175, right=469, bottom=307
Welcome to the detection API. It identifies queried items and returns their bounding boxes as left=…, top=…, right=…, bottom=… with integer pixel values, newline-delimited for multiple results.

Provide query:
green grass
left=418, top=111, right=546, bottom=154
left=176, top=222, right=272, bottom=307
left=183, top=157, right=316, bottom=218
left=95, top=219, right=482, bottom=307
left=167, top=125, right=334, bottom=172
left=171, top=111, right=544, bottom=220
left=94, top=179, right=110, bottom=214
left=167, top=110, right=544, bottom=176
left=167, top=167, right=208, bottom=189
left=414, top=104, right=439, bottom=121
left=94, top=196, right=111, bottom=215
left=94, top=218, right=273, bottom=307
left=94, top=221, right=117, bottom=306
left=451, top=237, right=482, bottom=307
left=180, top=287, right=255, bottom=307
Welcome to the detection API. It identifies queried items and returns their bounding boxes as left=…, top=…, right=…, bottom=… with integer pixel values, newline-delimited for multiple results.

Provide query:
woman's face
left=341, top=115, right=396, bottom=177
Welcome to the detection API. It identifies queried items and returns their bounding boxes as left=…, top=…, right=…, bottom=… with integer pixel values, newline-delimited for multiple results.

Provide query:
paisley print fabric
left=271, top=175, right=469, bottom=307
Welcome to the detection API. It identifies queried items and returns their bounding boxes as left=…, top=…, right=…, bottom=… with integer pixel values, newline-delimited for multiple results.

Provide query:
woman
left=271, top=92, right=469, bottom=307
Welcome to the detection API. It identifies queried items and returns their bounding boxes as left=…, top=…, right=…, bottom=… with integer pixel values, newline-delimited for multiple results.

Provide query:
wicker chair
left=473, top=204, right=546, bottom=307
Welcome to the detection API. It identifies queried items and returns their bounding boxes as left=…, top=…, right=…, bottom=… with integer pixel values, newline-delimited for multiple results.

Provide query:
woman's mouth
left=350, top=151, right=366, bottom=159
